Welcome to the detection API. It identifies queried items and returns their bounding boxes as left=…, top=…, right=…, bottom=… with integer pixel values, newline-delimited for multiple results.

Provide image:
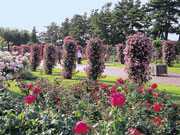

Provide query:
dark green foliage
left=17, top=70, right=37, bottom=80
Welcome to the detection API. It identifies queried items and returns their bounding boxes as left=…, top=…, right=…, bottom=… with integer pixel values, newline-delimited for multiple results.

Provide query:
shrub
left=172, top=41, right=180, bottom=56
left=11, top=45, right=21, bottom=55
left=43, top=43, right=57, bottom=74
left=62, top=36, right=78, bottom=79
left=20, top=44, right=30, bottom=55
left=0, top=51, right=24, bottom=82
left=17, top=70, right=37, bottom=80
left=116, top=44, right=125, bottom=64
left=85, top=38, right=106, bottom=81
left=152, top=39, right=162, bottom=63
left=124, top=32, right=153, bottom=84
left=30, top=43, right=41, bottom=71
left=162, top=41, right=176, bottom=67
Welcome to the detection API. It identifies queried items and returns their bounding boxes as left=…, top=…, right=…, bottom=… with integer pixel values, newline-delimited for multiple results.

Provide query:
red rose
left=152, top=118, right=164, bottom=125
left=128, top=128, right=141, bottom=135
left=117, top=78, right=124, bottom=84
left=151, top=83, right=158, bottom=89
left=110, top=92, right=126, bottom=107
left=110, top=86, right=116, bottom=94
left=146, top=103, right=151, bottom=108
left=125, top=89, right=129, bottom=94
left=138, top=86, right=144, bottom=94
left=25, top=94, right=35, bottom=104
left=153, top=103, right=163, bottom=112
left=101, top=84, right=109, bottom=90
left=148, top=88, right=152, bottom=94
left=73, top=121, right=90, bottom=134
left=27, top=84, right=34, bottom=90
left=32, top=87, right=41, bottom=95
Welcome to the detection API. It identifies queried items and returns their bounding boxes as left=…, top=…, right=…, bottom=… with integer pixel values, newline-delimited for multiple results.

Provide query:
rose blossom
left=110, top=92, right=126, bottom=107
left=73, top=121, right=90, bottom=134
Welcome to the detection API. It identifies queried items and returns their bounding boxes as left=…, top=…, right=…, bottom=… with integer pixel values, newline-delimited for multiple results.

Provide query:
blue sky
left=0, top=0, right=178, bottom=40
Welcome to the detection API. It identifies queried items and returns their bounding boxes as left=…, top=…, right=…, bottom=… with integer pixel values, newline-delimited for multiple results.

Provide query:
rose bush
left=43, top=43, right=57, bottom=74
left=116, top=44, right=125, bottom=64
left=124, top=32, right=153, bottom=84
left=62, top=36, right=78, bottom=79
left=30, top=43, right=41, bottom=71
left=85, top=38, right=106, bottom=81
left=0, top=51, right=25, bottom=82
left=162, top=41, right=176, bottom=67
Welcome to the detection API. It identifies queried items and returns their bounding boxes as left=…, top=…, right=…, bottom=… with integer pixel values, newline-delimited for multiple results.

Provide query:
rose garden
left=0, top=0, right=180, bottom=134
left=0, top=32, right=180, bottom=135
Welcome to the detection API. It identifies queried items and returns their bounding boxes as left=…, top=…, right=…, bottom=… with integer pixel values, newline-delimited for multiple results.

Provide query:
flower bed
left=0, top=77, right=179, bottom=135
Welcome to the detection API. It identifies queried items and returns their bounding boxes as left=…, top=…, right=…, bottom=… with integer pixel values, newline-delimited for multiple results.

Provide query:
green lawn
left=6, top=67, right=180, bottom=103
left=107, top=63, right=180, bottom=73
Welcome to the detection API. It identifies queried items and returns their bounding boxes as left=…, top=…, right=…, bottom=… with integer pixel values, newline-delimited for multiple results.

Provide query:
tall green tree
left=59, top=18, right=70, bottom=42
left=69, top=14, right=89, bottom=47
left=31, top=26, right=38, bottom=43
left=145, top=0, right=180, bottom=40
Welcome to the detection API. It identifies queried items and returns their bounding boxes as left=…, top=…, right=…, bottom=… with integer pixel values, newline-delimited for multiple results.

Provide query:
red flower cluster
left=128, top=128, right=141, bottom=135
left=117, top=78, right=124, bottom=84
left=138, top=86, right=145, bottom=94
left=110, top=86, right=116, bottom=94
left=151, top=83, right=157, bottom=89
left=25, top=94, right=35, bottom=104
left=152, top=118, right=164, bottom=125
left=146, top=103, right=151, bottom=108
left=73, top=121, right=90, bottom=134
left=110, top=92, right=126, bottom=107
left=153, top=103, right=163, bottom=112
left=28, top=84, right=34, bottom=90
left=101, top=84, right=109, bottom=90
left=32, top=87, right=41, bottom=95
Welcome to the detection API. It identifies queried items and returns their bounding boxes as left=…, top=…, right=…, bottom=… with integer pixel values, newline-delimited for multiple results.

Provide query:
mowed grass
left=107, top=63, right=180, bottom=73
left=6, top=67, right=180, bottom=103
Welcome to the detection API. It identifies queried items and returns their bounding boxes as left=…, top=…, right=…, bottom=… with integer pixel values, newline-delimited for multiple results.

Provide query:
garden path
left=55, top=63, right=180, bottom=86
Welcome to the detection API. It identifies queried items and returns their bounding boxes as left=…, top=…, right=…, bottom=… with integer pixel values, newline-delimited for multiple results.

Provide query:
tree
left=39, top=22, right=60, bottom=44
left=145, top=0, right=180, bottom=40
left=31, top=26, right=38, bottom=43
left=69, top=14, right=89, bottom=47
left=59, top=18, right=70, bottom=43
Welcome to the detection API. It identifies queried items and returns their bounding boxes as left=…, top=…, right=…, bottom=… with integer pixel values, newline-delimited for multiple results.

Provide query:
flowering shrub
left=162, top=41, right=176, bottom=67
left=124, top=32, right=153, bottom=84
left=85, top=38, right=106, bottom=81
left=11, top=45, right=21, bottom=55
left=62, top=36, right=78, bottom=79
left=0, top=51, right=24, bottom=82
left=30, top=43, right=41, bottom=71
left=116, top=44, right=125, bottom=64
left=43, top=43, right=57, bottom=74
left=20, top=44, right=30, bottom=55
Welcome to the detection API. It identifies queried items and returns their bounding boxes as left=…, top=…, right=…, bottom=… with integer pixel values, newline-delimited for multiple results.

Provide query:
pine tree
left=31, top=26, right=38, bottom=43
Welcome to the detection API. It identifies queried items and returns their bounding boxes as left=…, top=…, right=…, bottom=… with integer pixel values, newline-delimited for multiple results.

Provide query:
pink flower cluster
left=62, top=36, right=78, bottom=79
left=43, top=43, right=58, bottom=74
left=162, top=41, right=176, bottom=66
left=116, top=44, right=125, bottom=64
left=73, top=121, right=89, bottom=134
left=30, top=43, right=41, bottom=71
left=0, top=51, right=25, bottom=81
left=19, top=44, right=31, bottom=55
left=124, top=32, right=153, bottom=83
left=85, top=38, right=106, bottom=80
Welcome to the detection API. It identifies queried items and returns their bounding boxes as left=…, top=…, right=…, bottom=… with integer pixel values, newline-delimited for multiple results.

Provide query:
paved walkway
left=55, top=63, right=180, bottom=86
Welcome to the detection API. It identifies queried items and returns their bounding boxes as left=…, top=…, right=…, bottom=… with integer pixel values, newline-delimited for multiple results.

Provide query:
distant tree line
left=0, top=0, right=180, bottom=49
